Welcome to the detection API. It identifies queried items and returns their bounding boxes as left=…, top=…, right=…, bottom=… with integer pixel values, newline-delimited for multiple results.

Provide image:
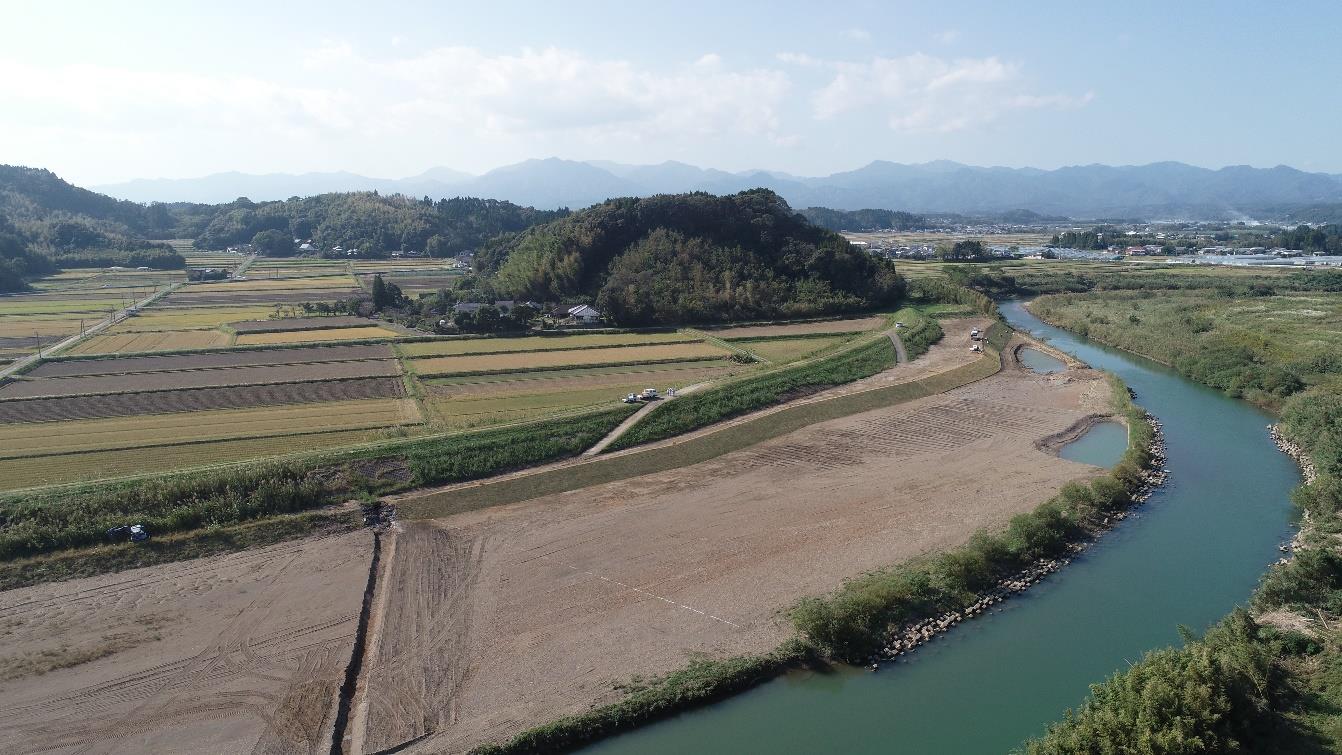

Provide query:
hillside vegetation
left=479, top=189, right=905, bottom=325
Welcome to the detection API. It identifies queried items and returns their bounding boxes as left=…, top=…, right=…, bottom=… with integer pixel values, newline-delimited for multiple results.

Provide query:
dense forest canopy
left=193, top=193, right=567, bottom=255
left=798, top=207, right=927, bottom=232
left=479, top=189, right=905, bottom=325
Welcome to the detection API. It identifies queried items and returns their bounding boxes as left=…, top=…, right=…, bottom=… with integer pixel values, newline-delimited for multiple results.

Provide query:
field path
left=0, top=283, right=181, bottom=381
left=890, top=330, right=908, bottom=363
left=581, top=382, right=710, bottom=457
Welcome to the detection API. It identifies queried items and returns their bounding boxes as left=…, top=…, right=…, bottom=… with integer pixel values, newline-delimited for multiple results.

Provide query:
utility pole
left=35, top=332, right=43, bottom=359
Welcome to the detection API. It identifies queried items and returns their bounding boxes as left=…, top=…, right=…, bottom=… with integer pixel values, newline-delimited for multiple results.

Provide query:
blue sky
left=4, top=0, right=1340, bottom=184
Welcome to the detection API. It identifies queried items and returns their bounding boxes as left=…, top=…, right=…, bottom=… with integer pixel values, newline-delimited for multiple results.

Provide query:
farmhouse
left=567, top=304, right=602, bottom=323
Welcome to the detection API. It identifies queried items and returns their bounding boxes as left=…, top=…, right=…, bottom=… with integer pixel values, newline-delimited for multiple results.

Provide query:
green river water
left=582, top=299, right=1300, bottom=754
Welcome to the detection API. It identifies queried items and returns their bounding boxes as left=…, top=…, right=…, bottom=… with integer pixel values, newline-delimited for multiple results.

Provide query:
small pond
left=1059, top=421, right=1130, bottom=467
left=1019, top=347, right=1067, bottom=374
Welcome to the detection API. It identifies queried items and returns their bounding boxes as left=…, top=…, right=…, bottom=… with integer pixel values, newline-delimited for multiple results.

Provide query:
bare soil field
left=710, top=315, right=887, bottom=339
left=0, top=376, right=406, bottom=423
left=32, top=343, right=396, bottom=378
left=0, top=530, right=374, bottom=755
left=1, top=358, right=400, bottom=399
left=370, top=350, right=1113, bottom=752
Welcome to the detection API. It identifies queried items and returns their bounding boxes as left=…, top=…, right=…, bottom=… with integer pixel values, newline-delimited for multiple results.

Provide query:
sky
left=3, top=0, right=1341, bottom=185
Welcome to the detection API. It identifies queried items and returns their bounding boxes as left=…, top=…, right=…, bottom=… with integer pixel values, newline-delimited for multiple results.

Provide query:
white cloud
left=780, top=52, right=1092, bottom=132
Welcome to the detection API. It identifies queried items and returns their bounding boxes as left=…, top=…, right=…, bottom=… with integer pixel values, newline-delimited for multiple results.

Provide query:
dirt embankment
left=0, top=530, right=374, bottom=755
left=371, top=347, right=1113, bottom=752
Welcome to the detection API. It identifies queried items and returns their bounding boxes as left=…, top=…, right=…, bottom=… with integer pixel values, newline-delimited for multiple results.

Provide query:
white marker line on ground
left=546, top=558, right=741, bottom=628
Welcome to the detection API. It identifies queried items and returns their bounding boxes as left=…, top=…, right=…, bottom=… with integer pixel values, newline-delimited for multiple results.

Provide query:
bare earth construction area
left=0, top=332, right=1114, bottom=754
left=373, top=338, right=1115, bottom=753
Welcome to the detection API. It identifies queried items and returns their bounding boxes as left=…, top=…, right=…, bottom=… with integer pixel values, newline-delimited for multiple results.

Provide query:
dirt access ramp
left=369, top=358, right=1113, bottom=752
left=0, top=529, right=374, bottom=755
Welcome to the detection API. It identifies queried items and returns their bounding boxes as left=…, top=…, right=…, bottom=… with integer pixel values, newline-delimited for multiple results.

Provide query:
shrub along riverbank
left=0, top=406, right=635, bottom=585
left=1017, top=289, right=1342, bottom=752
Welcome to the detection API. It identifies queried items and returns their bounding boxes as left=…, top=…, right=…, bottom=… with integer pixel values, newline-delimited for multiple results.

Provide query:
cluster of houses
left=448, top=300, right=603, bottom=325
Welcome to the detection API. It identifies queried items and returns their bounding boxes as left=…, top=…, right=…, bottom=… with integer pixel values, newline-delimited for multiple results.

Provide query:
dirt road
left=0, top=530, right=373, bottom=754
left=365, top=340, right=1112, bottom=752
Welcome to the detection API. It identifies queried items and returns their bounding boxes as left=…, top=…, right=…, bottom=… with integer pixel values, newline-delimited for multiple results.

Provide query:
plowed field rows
left=32, top=343, right=395, bottom=377
left=399, top=332, right=695, bottom=358
left=0, top=376, right=405, bottom=423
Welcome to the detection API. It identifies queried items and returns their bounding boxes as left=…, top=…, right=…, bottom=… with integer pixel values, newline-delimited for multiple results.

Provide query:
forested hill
left=479, top=189, right=904, bottom=325
left=194, top=194, right=567, bottom=256
left=798, top=207, right=927, bottom=232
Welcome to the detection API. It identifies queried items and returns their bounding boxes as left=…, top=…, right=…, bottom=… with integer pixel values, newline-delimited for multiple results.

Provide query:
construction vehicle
left=107, top=524, right=150, bottom=543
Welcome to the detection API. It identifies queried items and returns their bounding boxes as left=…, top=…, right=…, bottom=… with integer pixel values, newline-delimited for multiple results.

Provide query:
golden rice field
left=0, top=315, right=90, bottom=338
left=64, top=329, right=230, bottom=355
left=425, top=386, right=636, bottom=429
left=398, top=331, right=695, bottom=357
left=0, top=397, right=420, bottom=459
left=107, top=306, right=280, bottom=331
left=734, top=335, right=851, bottom=363
left=411, top=341, right=729, bottom=376
left=235, top=326, right=402, bottom=345
left=0, top=428, right=381, bottom=491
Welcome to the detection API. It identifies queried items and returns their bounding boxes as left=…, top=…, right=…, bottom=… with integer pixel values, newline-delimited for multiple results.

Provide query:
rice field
left=410, top=341, right=729, bottom=376
left=734, top=335, right=852, bottom=363
left=0, top=428, right=381, bottom=490
left=0, top=397, right=419, bottom=459
left=106, top=306, right=280, bottom=331
left=235, top=326, right=403, bottom=345
left=65, top=329, right=230, bottom=355
left=192, top=275, right=359, bottom=290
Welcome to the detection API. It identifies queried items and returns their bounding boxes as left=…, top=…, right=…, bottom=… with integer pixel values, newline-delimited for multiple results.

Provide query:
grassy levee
left=791, top=374, right=1155, bottom=662
left=604, top=336, right=897, bottom=452
left=0, top=406, right=635, bottom=584
left=470, top=640, right=818, bottom=755
left=398, top=351, right=1001, bottom=520
left=0, top=510, right=360, bottom=591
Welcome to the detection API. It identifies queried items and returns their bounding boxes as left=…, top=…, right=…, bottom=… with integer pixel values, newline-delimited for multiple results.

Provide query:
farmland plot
left=709, top=316, right=887, bottom=339
left=735, top=335, right=851, bottom=363
left=0, top=358, right=400, bottom=398
left=235, top=326, right=402, bottom=345
left=411, top=342, right=728, bottom=376
left=398, top=331, right=695, bottom=358
left=64, top=329, right=229, bottom=355
left=0, top=376, right=405, bottom=423
left=0, top=397, right=419, bottom=459
left=31, top=343, right=394, bottom=377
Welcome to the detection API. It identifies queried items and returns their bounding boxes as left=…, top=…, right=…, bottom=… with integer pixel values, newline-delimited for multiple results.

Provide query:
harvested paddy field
left=0, top=358, right=400, bottom=398
left=236, top=326, right=402, bottom=346
left=0, top=397, right=419, bottom=459
left=0, top=376, right=406, bottom=423
left=31, top=343, right=395, bottom=377
left=0, top=530, right=374, bottom=754
left=163, top=289, right=362, bottom=306
left=105, top=306, right=279, bottom=332
left=230, top=316, right=377, bottom=333
left=398, top=331, right=694, bottom=358
left=64, top=329, right=229, bottom=355
left=411, top=341, right=728, bottom=376
left=710, top=315, right=886, bottom=339
left=373, top=336, right=1114, bottom=752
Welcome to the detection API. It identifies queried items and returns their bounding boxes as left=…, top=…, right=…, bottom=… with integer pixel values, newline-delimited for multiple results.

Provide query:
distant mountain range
left=94, top=159, right=1342, bottom=220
